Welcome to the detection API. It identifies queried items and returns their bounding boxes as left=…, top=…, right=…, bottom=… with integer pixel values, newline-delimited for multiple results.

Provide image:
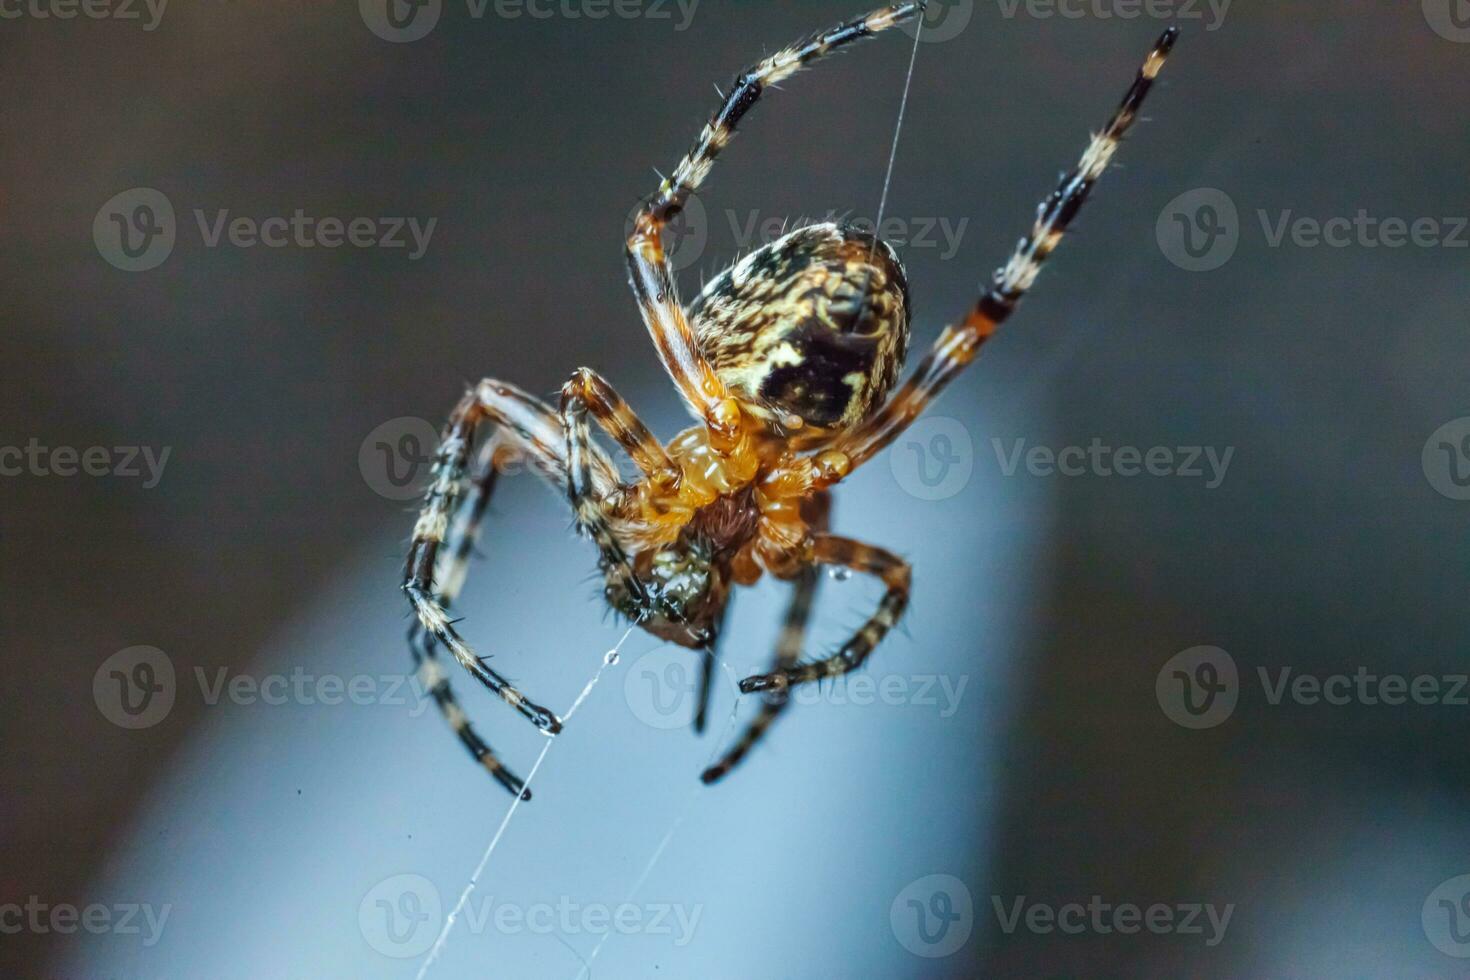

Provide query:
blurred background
left=4, top=1, right=1469, bottom=976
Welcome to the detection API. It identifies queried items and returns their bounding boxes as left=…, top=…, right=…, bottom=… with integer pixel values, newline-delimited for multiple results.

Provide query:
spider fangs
left=402, top=2, right=1178, bottom=798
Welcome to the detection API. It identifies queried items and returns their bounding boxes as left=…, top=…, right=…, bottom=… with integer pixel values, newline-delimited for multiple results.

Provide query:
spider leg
left=810, top=29, right=1179, bottom=481
left=559, top=367, right=678, bottom=487
left=700, top=564, right=817, bottom=782
left=413, top=635, right=532, bottom=799
left=558, top=371, right=677, bottom=618
left=427, top=439, right=503, bottom=607
left=408, top=443, right=533, bottom=798
left=692, top=594, right=734, bottom=734
left=694, top=645, right=715, bottom=735
left=701, top=492, right=830, bottom=782
left=404, top=379, right=620, bottom=740
left=737, top=534, right=909, bottom=696
left=625, top=2, right=925, bottom=451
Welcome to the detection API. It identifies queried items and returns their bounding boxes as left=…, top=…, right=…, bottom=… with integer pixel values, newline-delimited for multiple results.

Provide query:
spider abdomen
left=689, top=222, right=910, bottom=434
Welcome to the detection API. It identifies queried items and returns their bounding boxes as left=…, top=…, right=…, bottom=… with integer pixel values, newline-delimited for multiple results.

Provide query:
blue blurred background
left=4, top=1, right=1470, bottom=977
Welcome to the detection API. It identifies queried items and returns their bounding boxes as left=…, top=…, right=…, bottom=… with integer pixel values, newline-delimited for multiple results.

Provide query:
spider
left=403, top=2, right=1178, bottom=799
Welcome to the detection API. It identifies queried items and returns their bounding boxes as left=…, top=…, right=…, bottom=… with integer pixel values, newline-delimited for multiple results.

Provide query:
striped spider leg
left=408, top=441, right=528, bottom=796
left=738, top=28, right=1180, bottom=697
left=404, top=376, right=667, bottom=795
left=734, top=536, right=912, bottom=698
left=825, top=27, right=1179, bottom=478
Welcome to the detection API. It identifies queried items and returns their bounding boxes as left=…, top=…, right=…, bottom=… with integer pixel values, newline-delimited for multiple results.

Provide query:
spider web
left=415, top=14, right=926, bottom=978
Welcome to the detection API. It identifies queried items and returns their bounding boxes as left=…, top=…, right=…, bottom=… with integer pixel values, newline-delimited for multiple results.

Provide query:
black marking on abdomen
left=689, top=222, right=911, bottom=431
left=758, top=318, right=883, bottom=428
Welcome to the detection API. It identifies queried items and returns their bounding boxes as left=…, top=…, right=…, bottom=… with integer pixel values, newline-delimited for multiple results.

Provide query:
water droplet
left=603, top=649, right=621, bottom=666
left=828, top=567, right=852, bottom=582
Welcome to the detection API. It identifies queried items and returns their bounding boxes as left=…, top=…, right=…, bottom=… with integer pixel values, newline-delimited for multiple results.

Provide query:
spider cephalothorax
left=402, top=3, right=1178, bottom=798
left=605, top=532, right=727, bottom=649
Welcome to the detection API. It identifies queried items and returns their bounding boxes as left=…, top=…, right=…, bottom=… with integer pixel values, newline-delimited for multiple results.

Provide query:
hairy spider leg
left=557, top=370, right=683, bottom=618
left=815, top=28, right=1179, bottom=479
left=737, top=534, right=910, bottom=695
left=625, top=2, right=926, bottom=454
left=408, top=443, right=536, bottom=798
left=405, top=380, right=624, bottom=745
left=560, top=367, right=679, bottom=487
